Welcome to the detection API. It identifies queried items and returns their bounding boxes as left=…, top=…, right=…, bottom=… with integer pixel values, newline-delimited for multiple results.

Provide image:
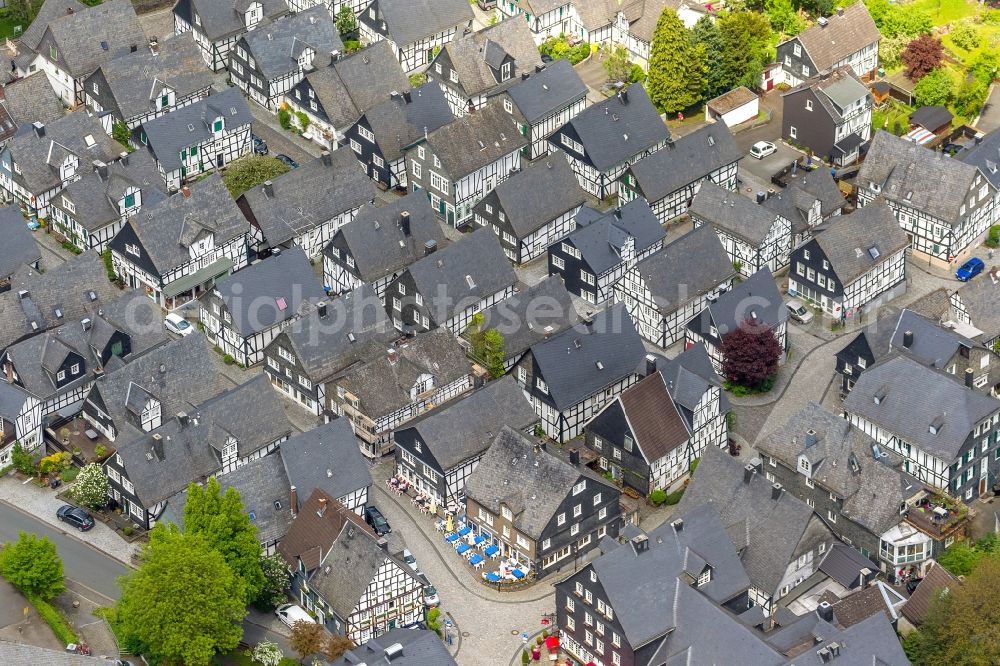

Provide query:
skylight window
left=276, top=297, right=287, bottom=310
left=84, top=134, right=95, bottom=147
left=465, top=275, right=476, bottom=289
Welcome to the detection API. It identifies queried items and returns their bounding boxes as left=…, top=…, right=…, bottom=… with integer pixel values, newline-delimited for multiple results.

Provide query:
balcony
left=904, top=493, right=968, bottom=539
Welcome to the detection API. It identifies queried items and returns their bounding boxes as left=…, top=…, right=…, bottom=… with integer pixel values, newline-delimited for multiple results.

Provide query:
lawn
left=0, top=12, right=25, bottom=41
left=906, top=0, right=978, bottom=24
left=873, top=101, right=915, bottom=136
left=941, top=22, right=1000, bottom=66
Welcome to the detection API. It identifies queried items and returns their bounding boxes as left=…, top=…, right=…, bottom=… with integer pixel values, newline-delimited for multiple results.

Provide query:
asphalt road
left=0, top=501, right=127, bottom=602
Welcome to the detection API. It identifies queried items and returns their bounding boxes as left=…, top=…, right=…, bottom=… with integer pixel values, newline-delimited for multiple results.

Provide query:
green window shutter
left=190, top=145, right=198, bottom=156
left=124, top=193, right=135, bottom=208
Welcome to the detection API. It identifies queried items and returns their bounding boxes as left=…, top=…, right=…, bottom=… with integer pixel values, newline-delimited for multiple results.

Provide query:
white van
left=275, top=603, right=316, bottom=629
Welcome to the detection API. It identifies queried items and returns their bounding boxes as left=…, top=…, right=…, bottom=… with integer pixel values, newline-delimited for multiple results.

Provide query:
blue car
left=956, top=257, right=985, bottom=282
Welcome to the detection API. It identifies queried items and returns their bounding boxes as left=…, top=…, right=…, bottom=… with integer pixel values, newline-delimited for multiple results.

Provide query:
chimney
left=81, top=317, right=92, bottom=331
left=377, top=537, right=389, bottom=551
left=618, top=89, right=629, bottom=104
left=263, top=180, right=274, bottom=198
left=521, top=72, right=529, bottom=80
left=858, top=567, right=872, bottom=588
left=632, top=534, right=649, bottom=554
left=744, top=463, right=757, bottom=484
left=569, top=450, right=580, bottom=466
left=120, top=151, right=130, bottom=166
left=383, top=643, right=404, bottom=661
left=400, top=211, right=411, bottom=236
left=387, top=349, right=397, bottom=364
left=671, top=518, right=683, bottom=532
left=321, top=151, right=332, bottom=166
left=32, top=121, right=45, bottom=138
left=66, top=6, right=74, bottom=13
left=94, top=160, right=109, bottom=180
left=177, top=412, right=189, bottom=427
left=965, top=368, right=974, bottom=388
left=817, top=600, right=834, bottom=622
left=644, top=353, right=657, bottom=377
left=317, top=497, right=328, bottom=516
left=902, top=330, right=913, bottom=348
left=16, top=289, right=28, bottom=300
left=317, top=301, right=328, bottom=318
left=181, top=186, right=192, bottom=198
left=424, top=239, right=437, bottom=255
left=402, top=90, right=411, bottom=104
left=771, top=482, right=784, bottom=500
left=804, top=429, right=817, bottom=448
left=289, top=486, right=298, bottom=516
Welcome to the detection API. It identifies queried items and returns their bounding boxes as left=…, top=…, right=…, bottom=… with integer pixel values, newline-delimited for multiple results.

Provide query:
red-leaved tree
left=902, top=35, right=944, bottom=81
left=720, top=321, right=782, bottom=389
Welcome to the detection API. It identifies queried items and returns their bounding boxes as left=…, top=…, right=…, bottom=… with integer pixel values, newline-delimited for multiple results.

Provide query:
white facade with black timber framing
left=172, top=0, right=289, bottom=72
left=357, top=0, right=472, bottom=73
left=500, top=59, right=589, bottom=161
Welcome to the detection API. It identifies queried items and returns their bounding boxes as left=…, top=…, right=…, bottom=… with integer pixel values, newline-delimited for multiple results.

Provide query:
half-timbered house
left=620, top=122, right=740, bottom=224
left=427, top=17, right=541, bottom=117
left=173, top=0, right=290, bottom=72
left=237, top=150, right=375, bottom=259
left=134, top=88, right=253, bottom=191
left=279, top=419, right=373, bottom=514
left=332, top=630, right=459, bottom=666
left=404, top=99, right=527, bottom=226
left=384, top=227, right=517, bottom=334
left=685, top=268, right=788, bottom=373
left=788, top=201, right=908, bottom=318
left=515, top=303, right=647, bottom=442
left=262, top=285, right=397, bottom=414
left=770, top=2, right=880, bottom=88
left=959, top=125, right=1000, bottom=231
left=761, top=184, right=824, bottom=248
left=200, top=247, right=326, bottom=367
left=284, top=41, right=409, bottom=151
left=393, top=376, right=538, bottom=507
left=0, top=206, right=42, bottom=285
left=795, top=166, right=848, bottom=220
left=951, top=276, right=1000, bottom=351
left=329, top=328, right=473, bottom=458
left=83, top=34, right=215, bottom=131
left=0, top=71, right=65, bottom=136
left=230, top=6, right=343, bottom=111
left=358, top=0, right=473, bottom=73
left=690, top=181, right=792, bottom=277
left=465, top=426, right=621, bottom=575
left=548, top=84, right=668, bottom=199
left=604, top=0, right=709, bottom=67
left=50, top=151, right=168, bottom=253
left=857, top=130, right=997, bottom=267
left=109, top=175, right=252, bottom=309
left=323, top=193, right=448, bottom=298
left=472, top=154, right=585, bottom=264
left=346, top=82, right=454, bottom=190
left=494, top=0, right=576, bottom=44
left=0, top=111, right=121, bottom=220
left=500, top=58, right=588, bottom=161
left=782, top=67, right=872, bottom=166
left=0, top=381, right=43, bottom=467
left=548, top=198, right=665, bottom=305
left=616, top=224, right=736, bottom=349
left=278, top=490, right=425, bottom=641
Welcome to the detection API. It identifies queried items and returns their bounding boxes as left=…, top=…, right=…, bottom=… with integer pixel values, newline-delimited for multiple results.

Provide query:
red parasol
left=545, top=635, right=560, bottom=651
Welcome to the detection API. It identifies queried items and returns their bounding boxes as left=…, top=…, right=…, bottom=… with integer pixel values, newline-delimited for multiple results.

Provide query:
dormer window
left=501, top=61, right=511, bottom=80
left=799, top=457, right=810, bottom=474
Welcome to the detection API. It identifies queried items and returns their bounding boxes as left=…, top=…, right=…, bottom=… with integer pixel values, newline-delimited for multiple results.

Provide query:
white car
left=785, top=299, right=814, bottom=325
left=750, top=141, right=776, bottom=159
left=164, top=312, right=194, bottom=337
left=275, top=603, right=316, bottom=629
left=423, top=585, right=440, bottom=607
left=402, top=548, right=421, bottom=575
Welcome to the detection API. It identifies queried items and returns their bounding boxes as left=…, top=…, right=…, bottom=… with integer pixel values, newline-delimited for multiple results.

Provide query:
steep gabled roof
left=811, top=201, right=908, bottom=286
left=241, top=6, right=342, bottom=80
left=634, top=225, right=735, bottom=315
left=40, top=0, right=145, bottom=78
left=179, top=0, right=289, bottom=41
left=475, top=276, right=578, bottom=361
left=422, top=99, right=527, bottom=177
left=900, top=562, right=960, bottom=626
left=568, top=197, right=666, bottom=275
left=506, top=59, right=587, bottom=124
left=373, top=0, right=473, bottom=47
left=690, top=268, right=787, bottom=338
left=329, top=629, right=458, bottom=666
left=786, top=2, right=881, bottom=72
left=487, top=152, right=585, bottom=238
left=690, top=181, right=787, bottom=245
left=361, top=82, right=454, bottom=162
left=615, top=371, right=689, bottom=463
left=0, top=205, right=40, bottom=279
left=1, top=71, right=64, bottom=127
left=439, top=17, right=541, bottom=98
left=279, top=419, right=373, bottom=503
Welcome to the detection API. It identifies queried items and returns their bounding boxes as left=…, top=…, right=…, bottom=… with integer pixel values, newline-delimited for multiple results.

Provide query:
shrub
left=649, top=489, right=667, bottom=506
left=122, top=525, right=135, bottom=537
left=27, top=594, right=78, bottom=645
left=278, top=108, right=292, bottom=130
left=521, top=649, right=531, bottom=665
left=986, top=226, right=1000, bottom=249
left=664, top=489, right=685, bottom=505
left=567, top=42, right=590, bottom=65
left=94, top=444, right=107, bottom=459
left=111, top=121, right=133, bottom=151
left=950, top=23, right=981, bottom=51
left=295, top=111, right=310, bottom=133
left=344, top=39, right=360, bottom=52
left=223, top=354, right=235, bottom=365
left=101, top=249, right=119, bottom=284
left=628, top=63, right=646, bottom=83
left=408, top=72, right=427, bottom=87
left=38, top=452, right=72, bottom=476
left=61, top=241, right=83, bottom=254
left=11, top=442, right=36, bottom=476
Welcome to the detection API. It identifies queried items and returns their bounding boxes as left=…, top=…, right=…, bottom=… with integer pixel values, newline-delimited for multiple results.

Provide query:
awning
left=832, top=132, right=865, bottom=156
left=162, top=257, right=234, bottom=298
left=904, top=127, right=935, bottom=145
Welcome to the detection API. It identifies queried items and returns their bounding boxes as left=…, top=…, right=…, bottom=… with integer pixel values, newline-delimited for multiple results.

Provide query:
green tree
left=6, top=0, right=44, bottom=26
left=481, top=329, right=506, bottom=378
left=765, top=0, right=804, bottom=36
left=255, top=553, right=290, bottom=610
left=647, top=9, right=706, bottom=113
left=912, top=68, right=954, bottom=107
left=222, top=155, right=292, bottom=198
left=718, top=11, right=772, bottom=90
left=603, top=45, right=632, bottom=83
left=184, top=478, right=265, bottom=605
left=691, top=15, right=726, bottom=100
left=865, top=0, right=932, bottom=39
left=878, top=33, right=910, bottom=69
left=252, top=638, right=284, bottom=666
left=937, top=541, right=983, bottom=576
left=70, top=463, right=109, bottom=510
left=0, top=532, right=65, bottom=600
left=950, top=23, right=981, bottom=51
left=111, top=121, right=133, bottom=151
left=335, top=5, right=357, bottom=35
left=10, top=441, right=36, bottom=476
left=954, top=77, right=989, bottom=118
left=115, top=525, right=246, bottom=665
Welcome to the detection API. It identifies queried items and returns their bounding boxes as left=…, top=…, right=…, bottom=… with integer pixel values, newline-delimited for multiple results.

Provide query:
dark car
left=956, top=257, right=985, bottom=282
left=276, top=153, right=299, bottom=169
left=364, top=505, right=391, bottom=535
left=906, top=577, right=923, bottom=595
left=57, top=504, right=95, bottom=531
left=252, top=134, right=269, bottom=155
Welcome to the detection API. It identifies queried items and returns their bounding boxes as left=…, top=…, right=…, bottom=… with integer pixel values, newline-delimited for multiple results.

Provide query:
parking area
left=738, top=141, right=805, bottom=186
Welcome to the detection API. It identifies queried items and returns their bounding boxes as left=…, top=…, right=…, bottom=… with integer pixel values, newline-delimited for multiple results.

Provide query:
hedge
left=27, top=593, right=78, bottom=645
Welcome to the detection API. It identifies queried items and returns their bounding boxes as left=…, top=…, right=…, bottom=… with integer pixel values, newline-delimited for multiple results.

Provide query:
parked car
left=785, top=299, right=814, bottom=325
left=56, top=505, right=94, bottom=531
left=276, top=154, right=299, bottom=169
left=365, top=505, right=391, bottom=535
left=275, top=603, right=315, bottom=629
left=423, top=585, right=440, bottom=607
left=402, top=548, right=420, bottom=575
left=252, top=134, right=269, bottom=155
left=164, top=312, right=195, bottom=337
left=750, top=141, right=776, bottom=159
left=956, top=257, right=985, bottom=282
left=906, top=577, right=923, bottom=595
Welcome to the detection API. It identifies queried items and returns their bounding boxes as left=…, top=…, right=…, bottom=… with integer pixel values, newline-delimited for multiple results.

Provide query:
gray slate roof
left=812, top=200, right=908, bottom=286
left=953, top=274, right=1000, bottom=341
left=39, top=0, right=145, bottom=78
left=506, top=59, right=587, bottom=124
left=2, top=71, right=64, bottom=127
left=181, top=0, right=289, bottom=41
left=211, top=246, right=326, bottom=337
left=374, top=0, right=473, bottom=47
left=635, top=225, right=735, bottom=315
left=627, top=122, right=741, bottom=202
left=530, top=302, right=646, bottom=411
left=690, top=268, right=787, bottom=338
left=818, top=543, right=879, bottom=589
left=362, top=81, right=454, bottom=162
left=241, top=150, right=375, bottom=247
left=690, top=181, right=788, bottom=245
left=788, top=1, right=881, bottom=72
left=551, top=84, right=669, bottom=172
left=329, top=629, right=458, bottom=666
left=0, top=205, right=40, bottom=278
left=0, top=380, right=32, bottom=424
left=960, top=125, right=1000, bottom=189
left=569, top=197, right=666, bottom=275
left=421, top=99, right=527, bottom=178
left=0, top=641, right=103, bottom=666
left=795, top=167, right=847, bottom=217
left=484, top=152, right=585, bottom=237
left=140, top=87, right=251, bottom=172
left=242, top=6, right=342, bottom=80
left=440, top=17, right=541, bottom=97
left=475, top=276, right=578, bottom=360
left=21, top=0, right=85, bottom=52
left=400, top=376, right=537, bottom=471
left=843, top=353, right=1000, bottom=461
left=280, top=419, right=372, bottom=502
left=658, top=343, right=728, bottom=414
left=889, top=309, right=975, bottom=369
left=209, top=454, right=293, bottom=546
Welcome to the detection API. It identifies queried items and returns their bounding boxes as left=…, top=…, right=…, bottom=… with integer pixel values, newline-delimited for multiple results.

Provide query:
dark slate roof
left=628, top=123, right=741, bottom=202
left=762, top=184, right=819, bottom=236
left=0, top=380, right=32, bottom=423
left=843, top=353, right=1000, bottom=461
left=362, top=81, right=454, bottom=162
left=959, top=125, right=1000, bottom=190
left=505, top=59, right=587, bottom=124
left=658, top=343, right=727, bottom=413
left=794, top=168, right=847, bottom=217
left=93, top=33, right=213, bottom=122
left=889, top=309, right=975, bottom=370
left=952, top=274, right=1000, bottom=341
left=909, top=104, right=952, bottom=132
left=375, top=0, right=473, bottom=47
left=400, top=376, right=537, bottom=471
left=422, top=99, right=527, bottom=178
left=277, top=488, right=375, bottom=573
left=439, top=17, right=541, bottom=97
left=336, top=328, right=469, bottom=418
left=785, top=67, right=869, bottom=125
left=1, top=71, right=64, bottom=127
left=182, top=0, right=289, bottom=41
left=0, top=205, right=40, bottom=278
left=568, top=197, right=666, bottom=275
left=275, top=284, right=397, bottom=382
left=301, top=40, right=409, bottom=129
left=21, top=0, right=85, bottom=52
left=211, top=247, right=326, bottom=337
left=329, top=629, right=458, bottom=666
left=788, top=1, right=881, bottom=72
left=484, top=152, right=585, bottom=237
left=690, top=181, right=787, bottom=245
left=5, top=110, right=121, bottom=195
left=127, top=175, right=247, bottom=275
left=616, top=370, right=689, bottom=463
left=465, top=426, right=614, bottom=539
left=475, top=276, right=579, bottom=360
left=635, top=225, right=735, bottom=315
left=240, top=150, right=375, bottom=247
left=41, top=0, right=145, bottom=78
left=140, top=88, right=251, bottom=172
left=690, top=268, right=787, bottom=338
left=818, top=543, right=879, bottom=589
left=279, top=419, right=372, bottom=502
left=551, top=84, right=669, bottom=172
left=767, top=609, right=910, bottom=665
left=242, top=6, right=342, bottom=80
left=529, top=303, right=646, bottom=412
left=404, top=227, right=516, bottom=324
left=0, top=641, right=111, bottom=665
left=900, top=562, right=959, bottom=626
left=858, top=130, right=985, bottom=226
left=812, top=201, right=908, bottom=286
